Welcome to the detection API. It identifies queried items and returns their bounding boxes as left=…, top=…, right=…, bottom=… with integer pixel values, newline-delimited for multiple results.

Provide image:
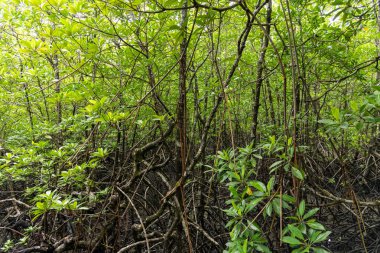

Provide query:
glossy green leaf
left=303, top=208, right=319, bottom=220
left=313, top=247, right=330, bottom=253
left=282, top=236, right=303, bottom=245
left=292, top=167, right=304, bottom=180
left=288, top=224, right=304, bottom=240
left=313, top=231, right=331, bottom=243
left=307, top=221, right=325, bottom=231
left=298, top=200, right=306, bottom=217
left=249, top=180, right=266, bottom=193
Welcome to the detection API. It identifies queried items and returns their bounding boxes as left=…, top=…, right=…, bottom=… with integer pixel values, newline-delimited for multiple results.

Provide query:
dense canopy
left=0, top=0, right=379, bottom=252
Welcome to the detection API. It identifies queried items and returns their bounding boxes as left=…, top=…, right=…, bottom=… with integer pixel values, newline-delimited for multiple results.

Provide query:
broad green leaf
left=298, top=200, right=306, bottom=217
left=272, top=198, right=281, bottom=215
left=265, top=203, right=272, bottom=217
left=313, top=231, right=331, bottom=243
left=307, top=221, right=325, bottom=231
left=282, top=236, right=303, bottom=245
left=292, top=167, right=304, bottom=180
left=313, top=247, right=330, bottom=253
left=318, top=119, right=336, bottom=125
left=247, top=220, right=261, bottom=231
left=36, top=202, right=45, bottom=210
left=288, top=224, right=304, bottom=240
left=243, top=239, right=248, bottom=253
left=267, top=176, right=275, bottom=192
left=287, top=137, right=293, bottom=146
left=269, top=160, right=283, bottom=173
left=303, top=208, right=319, bottom=220
left=282, top=194, right=296, bottom=203
left=255, top=244, right=271, bottom=253
left=331, top=107, right=340, bottom=121
left=310, top=230, right=322, bottom=243
left=249, top=180, right=266, bottom=193
left=249, top=197, right=264, bottom=209
left=292, top=247, right=309, bottom=253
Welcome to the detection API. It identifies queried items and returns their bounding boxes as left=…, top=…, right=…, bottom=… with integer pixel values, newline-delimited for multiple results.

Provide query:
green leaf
left=339, top=122, right=349, bottom=129
left=226, top=219, right=235, bottom=228
left=292, top=247, right=309, bottom=253
left=255, top=244, right=271, bottom=253
left=282, top=236, right=303, bottom=245
left=269, top=160, right=283, bottom=171
left=350, top=101, right=358, bottom=112
left=288, top=224, right=304, bottom=240
left=265, top=203, right=272, bottom=217
left=310, top=230, right=322, bottom=243
left=267, top=176, right=275, bottom=192
left=282, top=194, right=296, bottom=203
left=243, top=239, right=248, bottom=253
left=331, top=107, right=340, bottom=121
left=313, top=231, right=331, bottom=243
left=252, top=153, right=263, bottom=159
left=318, top=119, right=336, bottom=125
left=287, top=137, right=293, bottom=146
left=292, top=167, right=304, bottom=180
left=247, top=220, right=261, bottom=232
left=229, top=185, right=239, bottom=199
left=313, top=247, right=330, bottom=253
left=307, top=221, right=325, bottom=231
left=303, top=208, right=319, bottom=220
left=298, top=200, right=305, bottom=217
left=332, top=0, right=344, bottom=5
left=230, top=200, right=238, bottom=213
left=249, top=197, right=264, bottom=209
left=168, top=25, right=181, bottom=31
left=249, top=180, right=266, bottom=193
left=272, top=198, right=281, bottom=215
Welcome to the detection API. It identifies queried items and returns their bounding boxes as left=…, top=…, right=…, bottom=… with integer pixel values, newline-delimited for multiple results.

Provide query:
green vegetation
left=0, top=0, right=379, bottom=252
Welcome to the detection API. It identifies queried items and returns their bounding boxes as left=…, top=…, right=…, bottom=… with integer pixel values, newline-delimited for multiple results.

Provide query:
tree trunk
left=251, top=0, right=272, bottom=144
left=176, top=1, right=192, bottom=252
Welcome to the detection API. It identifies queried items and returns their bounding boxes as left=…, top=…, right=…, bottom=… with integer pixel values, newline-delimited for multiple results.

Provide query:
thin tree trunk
left=176, top=2, right=192, bottom=252
left=262, top=75, right=269, bottom=124
left=375, top=0, right=380, bottom=82
left=17, top=58, right=34, bottom=131
left=51, top=55, right=62, bottom=146
left=266, top=72, right=276, bottom=125
left=36, top=77, right=50, bottom=121
left=251, top=0, right=272, bottom=144
left=23, top=82, right=34, bottom=131
left=373, top=0, right=380, bottom=140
